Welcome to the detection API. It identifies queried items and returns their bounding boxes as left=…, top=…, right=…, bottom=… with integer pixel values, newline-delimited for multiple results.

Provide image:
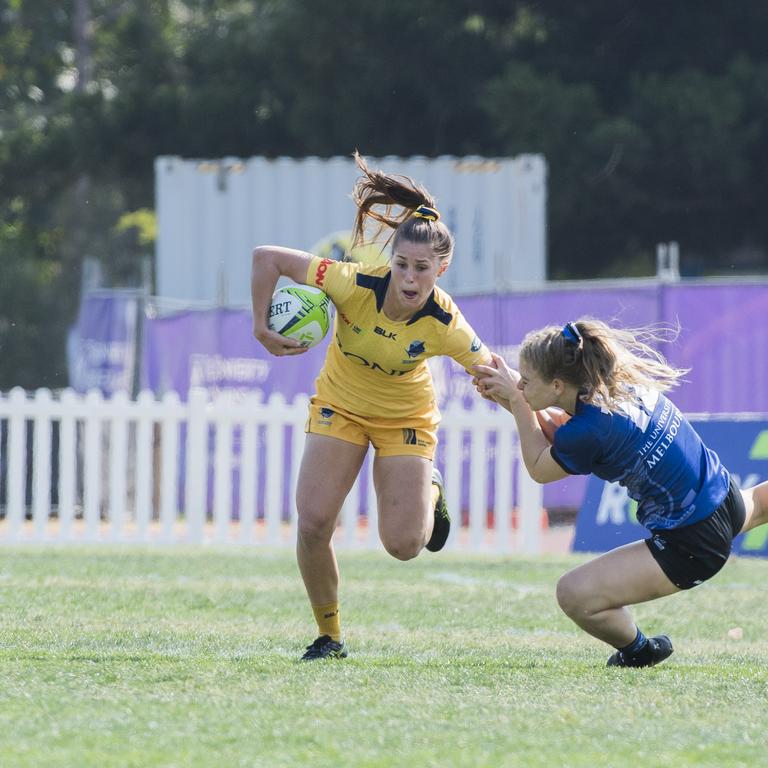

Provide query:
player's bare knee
left=296, top=510, right=335, bottom=545
left=556, top=572, right=588, bottom=618
left=381, top=536, right=423, bottom=561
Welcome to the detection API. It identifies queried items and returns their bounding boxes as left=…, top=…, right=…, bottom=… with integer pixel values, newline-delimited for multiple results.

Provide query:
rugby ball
left=268, top=285, right=331, bottom=348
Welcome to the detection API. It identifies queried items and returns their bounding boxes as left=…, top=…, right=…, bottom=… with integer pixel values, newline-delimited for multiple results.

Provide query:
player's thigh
left=557, top=540, right=679, bottom=613
left=373, top=454, right=433, bottom=541
left=740, top=481, right=768, bottom=532
left=296, top=434, right=368, bottom=528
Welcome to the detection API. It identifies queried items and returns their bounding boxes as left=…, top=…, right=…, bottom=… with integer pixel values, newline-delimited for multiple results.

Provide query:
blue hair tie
left=561, top=322, right=582, bottom=347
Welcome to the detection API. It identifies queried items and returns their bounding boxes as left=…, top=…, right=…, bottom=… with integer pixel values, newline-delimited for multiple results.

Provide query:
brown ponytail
left=350, top=151, right=454, bottom=263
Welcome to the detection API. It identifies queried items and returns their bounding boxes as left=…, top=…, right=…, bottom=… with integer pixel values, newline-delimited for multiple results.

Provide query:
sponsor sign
left=68, top=292, right=139, bottom=395
left=573, top=419, right=768, bottom=557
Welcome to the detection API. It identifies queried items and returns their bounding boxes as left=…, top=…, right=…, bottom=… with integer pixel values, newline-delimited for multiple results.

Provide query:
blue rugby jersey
left=551, top=389, right=730, bottom=530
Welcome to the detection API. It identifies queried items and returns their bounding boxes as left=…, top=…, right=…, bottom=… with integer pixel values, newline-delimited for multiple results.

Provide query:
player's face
left=517, top=361, right=558, bottom=411
left=389, top=240, right=443, bottom=310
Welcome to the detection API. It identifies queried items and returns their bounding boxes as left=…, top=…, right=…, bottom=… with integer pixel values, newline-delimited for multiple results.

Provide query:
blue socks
left=619, top=627, right=648, bottom=657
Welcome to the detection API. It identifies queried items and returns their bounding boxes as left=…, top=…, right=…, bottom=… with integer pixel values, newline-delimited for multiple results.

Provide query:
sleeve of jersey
left=551, top=421, right=600, bottom=475
left=444, top=312, right=491, bottom=371
left=305, top=256, right=358, bottom=307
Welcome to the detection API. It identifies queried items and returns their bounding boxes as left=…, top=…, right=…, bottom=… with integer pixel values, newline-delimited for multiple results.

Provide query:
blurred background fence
left=0, top=387, right=543, bottom=553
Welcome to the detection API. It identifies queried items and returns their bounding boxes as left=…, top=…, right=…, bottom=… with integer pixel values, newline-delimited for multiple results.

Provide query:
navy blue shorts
left=645, top=477, right=746, bottom=590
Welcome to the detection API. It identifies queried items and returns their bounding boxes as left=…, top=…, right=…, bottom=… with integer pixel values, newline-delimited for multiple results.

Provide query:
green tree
left=1, top=1, right=767, bottom=387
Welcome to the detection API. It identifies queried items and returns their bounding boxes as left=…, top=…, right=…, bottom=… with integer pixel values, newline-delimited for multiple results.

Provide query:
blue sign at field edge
left=573, top=418, right=768, bottom=558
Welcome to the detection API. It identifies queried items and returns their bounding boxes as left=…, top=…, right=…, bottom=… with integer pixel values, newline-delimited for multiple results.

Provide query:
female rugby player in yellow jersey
left=251, top=152, right=491, bottom=660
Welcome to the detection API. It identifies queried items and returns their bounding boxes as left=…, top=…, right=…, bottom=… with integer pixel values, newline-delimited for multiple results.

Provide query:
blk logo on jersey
left=405, top=340, right=426, bottom=358
left=470, top=335, right=482, bottom=352
left=374, top=326, right=397, bottom=340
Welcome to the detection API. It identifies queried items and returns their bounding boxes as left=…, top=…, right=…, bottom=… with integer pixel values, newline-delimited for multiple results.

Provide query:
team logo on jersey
left=470, top=335, right=482, bottom=352
left=374, top=326, right=397, bottom=340
left=405, top=340, right=426, bottom=358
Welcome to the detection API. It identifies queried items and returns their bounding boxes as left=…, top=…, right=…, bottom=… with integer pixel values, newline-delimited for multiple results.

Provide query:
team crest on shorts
left=319, top=407, right=334, bottom=425
left=402, top=427, right=427, bottom=447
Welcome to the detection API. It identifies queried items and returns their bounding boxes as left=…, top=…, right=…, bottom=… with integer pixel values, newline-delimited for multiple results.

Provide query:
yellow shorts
left=305, top=397, right=438, bottom=459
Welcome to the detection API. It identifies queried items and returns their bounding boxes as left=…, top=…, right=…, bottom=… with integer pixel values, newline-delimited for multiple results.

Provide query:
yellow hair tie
left=412, top=205, right=440, bottom=222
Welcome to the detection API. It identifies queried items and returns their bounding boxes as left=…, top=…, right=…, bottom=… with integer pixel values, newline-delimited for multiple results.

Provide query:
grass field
left=0, top=547, right=766, bottom=767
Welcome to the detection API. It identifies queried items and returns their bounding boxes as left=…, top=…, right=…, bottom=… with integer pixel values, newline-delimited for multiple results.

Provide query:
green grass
left=0, top=547, right=766, bottom=767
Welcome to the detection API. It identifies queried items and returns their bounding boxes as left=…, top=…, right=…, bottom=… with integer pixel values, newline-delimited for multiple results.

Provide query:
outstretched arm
left=472, top=352, right=568, bottom=484
left=251, top=246, right=314, bottom=356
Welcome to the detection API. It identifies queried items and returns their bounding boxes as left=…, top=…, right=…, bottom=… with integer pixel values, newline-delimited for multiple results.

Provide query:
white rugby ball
left=268, top=284, right=331, bottom=348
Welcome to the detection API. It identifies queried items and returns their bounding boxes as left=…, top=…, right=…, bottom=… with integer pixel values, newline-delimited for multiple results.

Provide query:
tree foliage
left=1, top=0, right=767, bottom=386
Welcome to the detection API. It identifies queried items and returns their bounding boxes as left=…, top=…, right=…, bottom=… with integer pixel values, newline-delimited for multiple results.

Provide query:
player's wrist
left=253, top=322, right=270, bottom=339
left=509, top=397, right=533, bottom=417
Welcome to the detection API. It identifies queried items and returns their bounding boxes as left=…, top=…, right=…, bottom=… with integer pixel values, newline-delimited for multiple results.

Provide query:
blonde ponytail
left=520, top=318, right=689, bottom=410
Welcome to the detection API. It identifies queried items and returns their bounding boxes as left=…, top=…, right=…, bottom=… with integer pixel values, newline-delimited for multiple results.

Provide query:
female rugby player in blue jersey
left=472, top=319, right=768, bottom=667
left=251, top=152, right=491, bottom=660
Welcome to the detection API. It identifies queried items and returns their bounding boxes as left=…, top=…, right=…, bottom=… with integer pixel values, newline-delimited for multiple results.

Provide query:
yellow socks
left=312, top=602, right=341, bottom=642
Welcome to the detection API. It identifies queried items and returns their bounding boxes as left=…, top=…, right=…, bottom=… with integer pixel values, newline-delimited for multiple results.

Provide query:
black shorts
left=645, top=477, right=746, bottom=590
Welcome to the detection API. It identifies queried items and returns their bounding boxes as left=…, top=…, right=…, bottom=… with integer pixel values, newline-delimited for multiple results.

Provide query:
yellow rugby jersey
left=305, top=256, right=490, bottom=420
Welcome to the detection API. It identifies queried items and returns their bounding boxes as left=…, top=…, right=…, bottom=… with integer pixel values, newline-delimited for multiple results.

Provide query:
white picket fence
left=0, top=387, right=543, bottom=552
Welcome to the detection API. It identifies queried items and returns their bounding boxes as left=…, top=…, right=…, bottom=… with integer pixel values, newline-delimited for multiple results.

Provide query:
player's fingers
left=490, top=351, right=506, bottom=366
left=276, top=335, right=303, bottom=349
left=280, top=346, right=308, bottom=356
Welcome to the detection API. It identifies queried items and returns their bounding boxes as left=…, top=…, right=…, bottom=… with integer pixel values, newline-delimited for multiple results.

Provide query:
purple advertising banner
left=661, top=284, right=768, bottom=414
left=142, top=307, right=331, bottom=399
left=68, top=291, right=139, bottom=395
left=139, top=280, right=768, bottom=515
left=142, top=281, right=768, bottom=412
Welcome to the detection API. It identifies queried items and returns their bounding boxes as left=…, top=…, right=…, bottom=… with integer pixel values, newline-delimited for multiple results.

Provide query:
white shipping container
left=155, top=154, right=547, bottom=304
